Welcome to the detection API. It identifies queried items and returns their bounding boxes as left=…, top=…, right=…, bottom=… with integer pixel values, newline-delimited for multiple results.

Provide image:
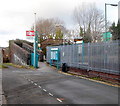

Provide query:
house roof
left=40, top=39, right=63, bottom=49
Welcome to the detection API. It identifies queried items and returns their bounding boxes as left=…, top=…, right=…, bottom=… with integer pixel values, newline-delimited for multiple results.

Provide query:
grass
left=67, top=71, right=102, bottom=81
left=4, top=63, right=35, bottom=70
left=0, top=64, right=8, bottom=69
left=67, top=71, right=120, bottom=86
left=89, top=77, right=102, bottom=81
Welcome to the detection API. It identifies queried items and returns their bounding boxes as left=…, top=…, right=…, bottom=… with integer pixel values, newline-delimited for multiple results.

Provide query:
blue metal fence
left=46, top=40, right=119, bottom=75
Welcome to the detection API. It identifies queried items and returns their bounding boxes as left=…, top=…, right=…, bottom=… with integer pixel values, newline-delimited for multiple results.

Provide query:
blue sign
left=50, top=48, right=59, bottom=61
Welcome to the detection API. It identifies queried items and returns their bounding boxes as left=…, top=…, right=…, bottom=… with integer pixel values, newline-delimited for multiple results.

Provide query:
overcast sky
left=0, top=0, right=119, bottom=47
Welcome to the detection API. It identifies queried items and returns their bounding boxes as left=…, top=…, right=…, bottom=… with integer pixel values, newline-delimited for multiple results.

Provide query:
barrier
left=47, top=40, right=119, bottom=75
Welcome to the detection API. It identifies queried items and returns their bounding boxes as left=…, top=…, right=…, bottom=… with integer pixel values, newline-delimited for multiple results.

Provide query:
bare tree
left=34, top=18, right=66, bottom=42
left=73, top=3, right=105, bottom=42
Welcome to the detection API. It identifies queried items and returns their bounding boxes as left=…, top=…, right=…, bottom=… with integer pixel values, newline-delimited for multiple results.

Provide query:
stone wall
left=9, top=43, right=30, bottom=66
left=0, top=48, right=3, bottom=64
left=22, top=43, right=44, bottom=61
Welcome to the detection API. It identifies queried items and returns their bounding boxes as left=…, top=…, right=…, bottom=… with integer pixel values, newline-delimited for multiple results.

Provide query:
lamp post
left=105, top=3, right=118, bottom=41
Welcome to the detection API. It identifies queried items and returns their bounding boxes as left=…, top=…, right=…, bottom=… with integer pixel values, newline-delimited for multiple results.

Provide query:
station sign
left=26, top=31, right=35, bottom=36
left=26, top=31, right=35, bottom=40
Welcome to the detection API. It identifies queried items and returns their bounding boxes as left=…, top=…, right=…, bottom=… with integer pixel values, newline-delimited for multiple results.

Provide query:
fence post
left=87, top=43, right=90, bottom=71
left=103, top=42, right=106, bottom=70
left=46, top=41, right=119, bottom=75
left=82, top=42, right=84, bottom=65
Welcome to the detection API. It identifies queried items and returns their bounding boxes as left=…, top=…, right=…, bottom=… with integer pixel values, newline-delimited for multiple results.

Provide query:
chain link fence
left=46, top=40, right=119, bottom=75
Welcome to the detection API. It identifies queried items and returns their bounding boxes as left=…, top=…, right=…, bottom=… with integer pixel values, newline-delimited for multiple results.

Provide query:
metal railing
left=46, top=40, right=119, bottom=75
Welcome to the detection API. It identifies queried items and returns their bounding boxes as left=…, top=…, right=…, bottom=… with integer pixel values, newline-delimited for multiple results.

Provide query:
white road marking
left=38, top=86, right=41, bottom=88
left=34, top=83, right=37, bottom=85
left=48, top=93, right=53, bottom=96
left=43, top=89, right=47, bottom=92
left=57, top=98, right=62, bottom=102
left=24, top=78, right=64, bottom=103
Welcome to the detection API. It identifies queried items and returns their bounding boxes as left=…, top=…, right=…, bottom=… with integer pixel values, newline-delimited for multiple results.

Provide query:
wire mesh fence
left=46, top=40, right=119, bottom=75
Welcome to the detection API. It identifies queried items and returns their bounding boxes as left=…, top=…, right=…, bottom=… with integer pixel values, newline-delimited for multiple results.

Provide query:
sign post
left=26, top=13, right=38, bottom=68
left=26, top=31, right=34, bottom=40
left=34, top=13, right=37, bottom=68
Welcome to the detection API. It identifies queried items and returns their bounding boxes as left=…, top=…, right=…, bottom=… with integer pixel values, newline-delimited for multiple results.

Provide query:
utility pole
left=105, top=3, right=107, bottom=41
left=34, top=13, right=37, bottom=68
left=105, top=3, right=118, bottom=42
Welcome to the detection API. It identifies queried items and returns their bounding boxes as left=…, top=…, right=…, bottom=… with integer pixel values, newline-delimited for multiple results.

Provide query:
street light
left=105, top=3, right=118, bottom=41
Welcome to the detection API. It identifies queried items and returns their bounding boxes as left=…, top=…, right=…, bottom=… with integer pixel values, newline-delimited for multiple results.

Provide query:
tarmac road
left=2, top=62, right=119, bottom=105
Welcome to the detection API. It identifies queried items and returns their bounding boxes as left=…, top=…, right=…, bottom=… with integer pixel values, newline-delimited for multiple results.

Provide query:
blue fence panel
left=46, top=40, right=119, bottom=75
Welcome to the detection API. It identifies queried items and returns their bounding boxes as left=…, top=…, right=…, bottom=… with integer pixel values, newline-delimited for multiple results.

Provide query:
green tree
left=55, top=28, right=63, bottom=39
left=110, top=21, right=120, bottom=40
left=117, top=20, right=120, bottom=40
left=83, top=23, right=92, bottom=43
left=83, top=34, right=92, bottom=43
left=80, top=26, right=83, bottom=37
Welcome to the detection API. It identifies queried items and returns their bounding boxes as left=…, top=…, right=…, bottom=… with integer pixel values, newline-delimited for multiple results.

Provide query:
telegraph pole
left=34, top=13, right=37, bottom=68
left=105, top=3, right=118, bottom=42
left=105, top=3, right=107, bottom=41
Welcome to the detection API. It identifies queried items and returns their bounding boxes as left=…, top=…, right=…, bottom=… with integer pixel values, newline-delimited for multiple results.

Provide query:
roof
left=41, top=39, right=63, bottom=49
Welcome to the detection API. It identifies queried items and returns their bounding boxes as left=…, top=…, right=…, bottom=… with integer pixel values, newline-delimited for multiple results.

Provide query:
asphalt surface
left=2, top=62, right=119, bottom=104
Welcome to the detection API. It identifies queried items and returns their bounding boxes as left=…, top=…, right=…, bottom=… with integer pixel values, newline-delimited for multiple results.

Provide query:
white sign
left=26, top=31, right=35, bottom=40
left=51, top=48, right=58, bottom=50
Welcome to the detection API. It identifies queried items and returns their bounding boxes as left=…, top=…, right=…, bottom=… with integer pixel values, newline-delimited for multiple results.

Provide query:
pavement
left=2, top=62, right=119, bottom=105
left=0, top=68, right=2, bottom=105
left=0, top=68, right=7, bottom=105
left=0, top=46, right=6, bottom=105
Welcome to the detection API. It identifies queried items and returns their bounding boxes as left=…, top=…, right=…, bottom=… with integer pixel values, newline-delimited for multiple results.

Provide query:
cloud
left=0, top=0, right=118, bottom=47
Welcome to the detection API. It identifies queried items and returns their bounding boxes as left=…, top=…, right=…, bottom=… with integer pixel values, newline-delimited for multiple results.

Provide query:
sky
left=0, top=0, right=119, bottom=47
